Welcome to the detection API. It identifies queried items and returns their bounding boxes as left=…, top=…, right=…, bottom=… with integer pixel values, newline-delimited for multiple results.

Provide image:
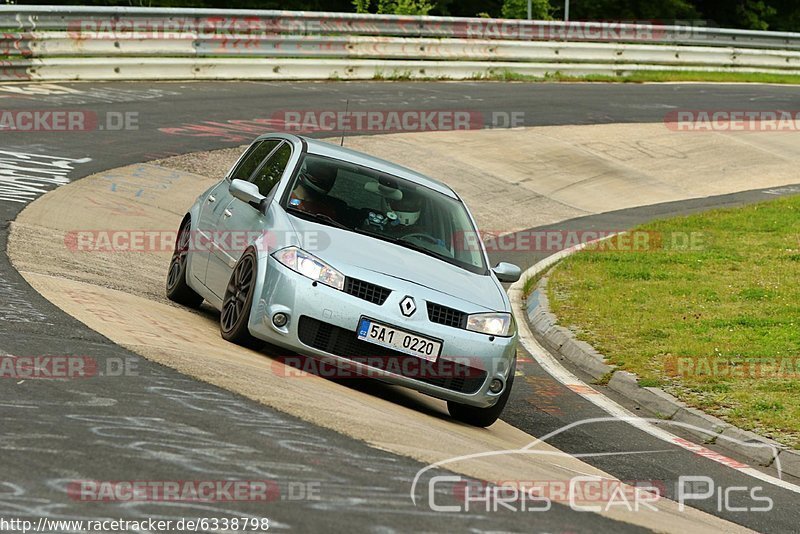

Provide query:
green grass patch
left=547, top=195, right=800, bottom=448
left=522, top=273, right=542, bottom=299
left=477, top=69, right=800, bottom=85
left=373, top=69, right=415, bottom=81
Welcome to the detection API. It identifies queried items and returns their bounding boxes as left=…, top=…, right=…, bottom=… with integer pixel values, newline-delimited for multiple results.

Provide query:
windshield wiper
left=395, top=237, right=451, bottom=263
left=286, top=207, right=350, bottom=231
left=357, top=229, right=450, bottom=263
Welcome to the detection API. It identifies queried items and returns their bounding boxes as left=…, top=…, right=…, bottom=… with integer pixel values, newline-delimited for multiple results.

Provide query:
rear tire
left=447, top=360, right=516, bottom=428
left=220, top=248, right=261, bottom=348
left=166, top=218, right=204, bottom=309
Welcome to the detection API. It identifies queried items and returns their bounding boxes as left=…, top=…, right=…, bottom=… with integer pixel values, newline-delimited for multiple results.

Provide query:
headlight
left=273, top=246, right=345, bottom=290
left=466, top=312, right=515, bottom=337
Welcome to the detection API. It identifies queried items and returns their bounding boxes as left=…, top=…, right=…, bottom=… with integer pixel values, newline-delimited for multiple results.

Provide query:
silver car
left=166, top=133, right=521, bottom=427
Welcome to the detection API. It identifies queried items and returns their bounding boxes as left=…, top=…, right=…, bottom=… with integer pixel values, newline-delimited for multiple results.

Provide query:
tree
left=353, top=0, right=370, bottom=13
left=564, top=0, right=699, bottom=21
left=447, top=0, right=506, bottom=18
left=764, top=0, right=800, bottom=31
left=691, top=0, right=784, bottom=30
left=354, top=0, right=434, bottom=15
left=736, top=0, right=777, bottom=30
left=390, top=0, right=434, bottom=15
left=501, top=0, right=553, bottom=19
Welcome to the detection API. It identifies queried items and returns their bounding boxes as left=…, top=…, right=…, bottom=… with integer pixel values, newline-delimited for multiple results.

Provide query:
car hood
left=288, top=216, right=507, bottom=312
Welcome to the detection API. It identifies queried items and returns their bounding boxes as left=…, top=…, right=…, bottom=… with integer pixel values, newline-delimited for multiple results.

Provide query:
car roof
left=256, top=133, right=458, bottom=199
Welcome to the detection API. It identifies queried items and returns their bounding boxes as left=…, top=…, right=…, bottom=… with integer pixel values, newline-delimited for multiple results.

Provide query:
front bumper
left=248, top=257, right=518, bottom=408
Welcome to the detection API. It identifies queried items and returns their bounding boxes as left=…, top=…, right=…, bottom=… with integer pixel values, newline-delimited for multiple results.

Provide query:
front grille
left=427, top=302, right=467, bottom=329
left=297, top=316, right=487, bottom=394
left=344, top=277, right=391, bottom=305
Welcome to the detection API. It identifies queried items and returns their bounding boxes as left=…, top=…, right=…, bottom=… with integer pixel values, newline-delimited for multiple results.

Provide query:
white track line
left=510, top=245, right=800, bottom=495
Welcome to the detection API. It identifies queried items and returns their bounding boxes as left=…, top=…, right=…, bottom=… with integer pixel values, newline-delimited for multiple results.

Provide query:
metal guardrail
left=4, top=33, right=800, bottom=71
left=2, top=5, right=800, bottom=82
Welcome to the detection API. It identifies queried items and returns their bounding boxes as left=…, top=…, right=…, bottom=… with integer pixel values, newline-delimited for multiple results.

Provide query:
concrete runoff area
left=10, top=122, right=800, bottom=532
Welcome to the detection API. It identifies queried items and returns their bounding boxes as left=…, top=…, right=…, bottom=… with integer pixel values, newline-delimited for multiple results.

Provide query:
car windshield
left=282, top=153, right=487, bottom=274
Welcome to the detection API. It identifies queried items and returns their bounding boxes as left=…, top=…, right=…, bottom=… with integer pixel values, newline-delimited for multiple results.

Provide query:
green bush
left=501, top=0, right=553, bottom=19
left=354, top=0, right=433, bottom=15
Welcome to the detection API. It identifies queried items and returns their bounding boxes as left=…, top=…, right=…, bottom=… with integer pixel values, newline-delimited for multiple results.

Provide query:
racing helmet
left=390, top=188, right=423, bottom=226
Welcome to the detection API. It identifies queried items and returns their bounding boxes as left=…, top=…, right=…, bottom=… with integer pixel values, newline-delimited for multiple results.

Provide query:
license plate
left=357, top=318, right=441, bottom=362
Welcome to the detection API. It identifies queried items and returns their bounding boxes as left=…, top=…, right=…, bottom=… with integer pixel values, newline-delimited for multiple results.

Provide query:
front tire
left=220, top=248, right=260, bottom=348
left=166, top=218, right=204, bottom=309
left=447, top=360, right=516, bottom=428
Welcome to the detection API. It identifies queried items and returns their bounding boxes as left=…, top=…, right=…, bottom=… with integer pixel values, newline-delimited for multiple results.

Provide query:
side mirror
left=230, top=179, right=265, bottom=209
left=492, top=262, right=522, bottom=283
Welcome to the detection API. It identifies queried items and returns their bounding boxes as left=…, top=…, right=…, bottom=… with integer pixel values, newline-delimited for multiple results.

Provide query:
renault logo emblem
left=399, top=296, right=416, bottom=317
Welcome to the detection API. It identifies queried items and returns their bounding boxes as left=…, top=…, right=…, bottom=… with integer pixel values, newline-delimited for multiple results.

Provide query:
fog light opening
left=489, top=378, right=504, bottom=394
left=272, top=312, right=289, bottom=328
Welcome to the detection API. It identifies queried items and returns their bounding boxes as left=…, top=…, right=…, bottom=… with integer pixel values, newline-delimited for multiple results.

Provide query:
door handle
left=207, top=195, right=216, bottom=203
left=223, top=209, right=232, bottom=218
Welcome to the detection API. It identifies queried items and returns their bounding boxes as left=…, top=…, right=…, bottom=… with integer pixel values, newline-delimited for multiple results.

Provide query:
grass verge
left=482, top=69, right=800, bottom=85
left=547, top=195, right=800, bottom=448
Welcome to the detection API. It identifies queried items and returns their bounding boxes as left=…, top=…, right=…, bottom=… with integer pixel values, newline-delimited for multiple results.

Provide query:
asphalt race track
left=2, top=81, right=800, bottom=533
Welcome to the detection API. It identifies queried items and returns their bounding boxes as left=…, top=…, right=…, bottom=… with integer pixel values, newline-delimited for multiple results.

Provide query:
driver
left=384, top=188, right=432, bottom=238
left=388, top=188, right=423, bottom=228
left=385, top=189, right=448, bottom=252
left=289, top=159, right=340, bottom=219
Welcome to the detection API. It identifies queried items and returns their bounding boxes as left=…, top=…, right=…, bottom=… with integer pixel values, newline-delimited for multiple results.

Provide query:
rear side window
left=251, top=143, right=292, bottom=197
left=229, top=140, right=281, bottom=182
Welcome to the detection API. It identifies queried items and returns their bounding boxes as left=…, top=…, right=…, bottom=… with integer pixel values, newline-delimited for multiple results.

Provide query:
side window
left=250, top=143, right=292, bottom=197
left=229, top=140, right=281, bottom=182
